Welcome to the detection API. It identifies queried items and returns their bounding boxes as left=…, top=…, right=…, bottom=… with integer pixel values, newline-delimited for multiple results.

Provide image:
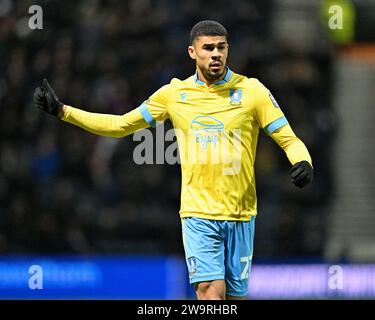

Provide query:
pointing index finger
left=43, top=79, right=52, bottom=91
left=43, top=78, right=58, bottom=99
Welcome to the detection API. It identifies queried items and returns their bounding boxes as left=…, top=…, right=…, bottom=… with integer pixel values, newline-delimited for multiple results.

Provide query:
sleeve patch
left=269, top=92, right=280, bottom=109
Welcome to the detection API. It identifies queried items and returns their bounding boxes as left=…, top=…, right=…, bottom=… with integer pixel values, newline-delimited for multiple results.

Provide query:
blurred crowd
left=0, top=0, right=335, bottom=258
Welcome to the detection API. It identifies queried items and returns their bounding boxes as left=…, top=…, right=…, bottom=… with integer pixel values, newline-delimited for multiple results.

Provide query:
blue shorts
left=181, top=217, right=255, bottom=297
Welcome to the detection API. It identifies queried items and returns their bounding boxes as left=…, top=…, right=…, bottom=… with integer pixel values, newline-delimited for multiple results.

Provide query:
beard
left=202, top=65, right=226, bottom=82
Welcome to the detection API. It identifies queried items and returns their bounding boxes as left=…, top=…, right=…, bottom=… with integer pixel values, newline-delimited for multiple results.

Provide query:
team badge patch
left=180, top=92, right=187, bottom=102
left=269, top=92, right=280, bottom=109
left=187, top=256, right=197, bottom=274
left=229, top=89, right=242, bottom=105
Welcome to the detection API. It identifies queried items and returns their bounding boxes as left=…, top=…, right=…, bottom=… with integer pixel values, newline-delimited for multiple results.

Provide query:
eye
left=203, top=45, right=214, bottom=51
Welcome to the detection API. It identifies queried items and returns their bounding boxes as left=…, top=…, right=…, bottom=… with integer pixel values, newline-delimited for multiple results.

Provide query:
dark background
left=0, top=0, right=370, bottom=262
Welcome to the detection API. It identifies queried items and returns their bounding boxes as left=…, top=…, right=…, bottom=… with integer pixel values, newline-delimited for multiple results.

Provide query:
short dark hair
left=190, top=20, right=228, bottom=44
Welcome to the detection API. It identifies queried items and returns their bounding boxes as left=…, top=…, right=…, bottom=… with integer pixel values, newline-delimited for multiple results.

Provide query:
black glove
left=291, top=160, right=313, bottom=188
left=33, top=79, right=64, bottom=116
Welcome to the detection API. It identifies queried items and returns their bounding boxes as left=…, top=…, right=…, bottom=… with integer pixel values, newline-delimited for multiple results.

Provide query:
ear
left=188, top=45, right=196, bottom=60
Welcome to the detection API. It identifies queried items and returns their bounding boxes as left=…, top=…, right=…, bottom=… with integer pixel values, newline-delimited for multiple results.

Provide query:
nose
left=212, top=47, right=222, bottom=59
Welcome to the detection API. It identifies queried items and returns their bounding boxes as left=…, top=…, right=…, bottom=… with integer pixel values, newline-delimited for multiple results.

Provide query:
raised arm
left=33, top=79, right=153, bottom=138
left=59, top=105, right=148, bottom=138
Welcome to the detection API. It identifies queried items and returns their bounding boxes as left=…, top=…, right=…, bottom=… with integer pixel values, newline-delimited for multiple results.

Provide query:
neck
left=196, top=66, right=227, bottom=86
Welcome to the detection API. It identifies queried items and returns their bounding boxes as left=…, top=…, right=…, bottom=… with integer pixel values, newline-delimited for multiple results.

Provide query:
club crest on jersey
left=180, top=92, right=187, bottom=102
left=269, top=92, right=280, bottom=109
left=229, top=89, right=242, bottom=105
left=187, top=256, right=197, bottom=274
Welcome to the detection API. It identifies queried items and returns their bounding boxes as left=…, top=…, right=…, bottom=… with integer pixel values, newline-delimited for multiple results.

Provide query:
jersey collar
left=194, top=66, right=233, bottom=86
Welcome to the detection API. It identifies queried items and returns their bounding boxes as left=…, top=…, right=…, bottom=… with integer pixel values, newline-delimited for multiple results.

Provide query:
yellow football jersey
left=62, top=67, right=311, bottom=221
left=139, top=68, right=287, bottom=221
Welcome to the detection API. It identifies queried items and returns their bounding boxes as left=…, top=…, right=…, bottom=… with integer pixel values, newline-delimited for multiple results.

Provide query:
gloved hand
left=291, top=160, right=313, bottom=188
left=33, top=79, right=64, bottom=116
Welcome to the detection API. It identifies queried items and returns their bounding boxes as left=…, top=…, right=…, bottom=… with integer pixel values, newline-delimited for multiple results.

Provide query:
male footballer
left=33, top=20, right=313, bottom=300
